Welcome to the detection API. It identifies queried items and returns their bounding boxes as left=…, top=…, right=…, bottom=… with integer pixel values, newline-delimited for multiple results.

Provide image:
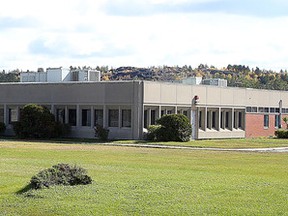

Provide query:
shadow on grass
left=16, top=184, right=32, bottom=195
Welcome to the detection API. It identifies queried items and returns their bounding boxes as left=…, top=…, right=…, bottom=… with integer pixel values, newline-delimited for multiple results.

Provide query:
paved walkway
left=107, top=143, right=288, bottom=153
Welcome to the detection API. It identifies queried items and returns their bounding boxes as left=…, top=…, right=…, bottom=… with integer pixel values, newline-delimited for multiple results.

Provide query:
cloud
left=103, top=0, right=288, bottom=17
left=0, top=17, right=38, bottom=30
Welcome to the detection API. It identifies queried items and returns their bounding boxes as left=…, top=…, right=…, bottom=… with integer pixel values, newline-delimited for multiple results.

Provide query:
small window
left=94, top=109, right=103, bottom=127
left=122, top=109, right=131, bottom=127
left=212, top=111, right=216, bottom=128
left=82, top=109, right=91, bottom=126
left=108, top=109, right=119, bottom=127
left=9, top=108, right=18, bottom=124
left=275, top=115, right=280, bottom=128
left=264, top=115, right=269, bottom=128
left=246, top=107, right=252, bottom=112
left=151, top=110, right=156, bottom=125
left=259, top=107, right=264, bottom=113
left=68, top=109, right=77, bottom=126
left=238, top=112, right=242, bottom=128
left=225, top=112, right=229, bottom=128
left=56, top=109, right=65, bottom=123
left=270, top=108, right=276, bottom=113
left=183, top=110, right=188, bottom=117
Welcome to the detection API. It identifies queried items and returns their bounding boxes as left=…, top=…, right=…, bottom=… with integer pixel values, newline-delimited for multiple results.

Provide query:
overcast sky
left=1, top=0, right=288, bottom=71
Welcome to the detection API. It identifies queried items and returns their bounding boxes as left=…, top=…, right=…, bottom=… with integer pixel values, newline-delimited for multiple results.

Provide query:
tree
left=13, top=104, right=70, bottom=139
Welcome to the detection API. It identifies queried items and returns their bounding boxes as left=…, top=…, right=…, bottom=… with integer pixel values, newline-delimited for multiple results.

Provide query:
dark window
left=199, top=111, right=202, bottom=128
left=264, top=115, right=269, bottom=128
left=275, top=115, right=280, bottom=128
left=238, top=112, right=242, bottom=128
left=82, top=109, right=91, bottom=126
left=9, top=108, right=18, bottom=124
left=225, top=112, right=229, bottom=128
left=94, top=109, right=103, bottom=127
left=56, top=109, right=65, bottom=123
left=212, top=111, right=216, bottom=128
left=108, top=109, right=119, bottom=127
left=144, top=110, right=148, bottom=128
left=122, top=109, right=131, bottom=127
left=68, top=109, right=77, bottom=126
left=246, top=107, right=251, bottom=112
left=151, top=110, right=156, bottom=125
left=183, top=110, right=188, bottom=116
left=220, top=111, right=224, bottom=129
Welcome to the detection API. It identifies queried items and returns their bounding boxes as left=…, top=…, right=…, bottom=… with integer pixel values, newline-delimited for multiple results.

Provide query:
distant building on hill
left=20, top=67, right=101, bottom=82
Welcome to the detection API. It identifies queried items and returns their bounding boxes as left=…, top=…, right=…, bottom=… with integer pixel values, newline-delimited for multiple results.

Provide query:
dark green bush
left=30, top=163, right=92, bottom=189
left=0, top=122, right=6, bottom=134
left=13, top=104, right=70, bottom=139
left=94, top=124, right=109, bottom=141
left=275, top=129, right=288, bottom=138
left=147, top=114, right=192, bottom=142
left=146, top=125, right=162, bottom=141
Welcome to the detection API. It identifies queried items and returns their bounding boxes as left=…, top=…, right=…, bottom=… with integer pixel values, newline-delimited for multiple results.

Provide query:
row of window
left=246, top=107, right=288, bottom=114
left=264, top=114, right=281, bottom=128
left=7, top=108, right=132, bottom=128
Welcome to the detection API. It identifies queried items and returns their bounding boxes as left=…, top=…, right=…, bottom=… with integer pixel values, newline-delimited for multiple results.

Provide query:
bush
left=94, top=124, right=109, bottom=141
left=0, top=122, right=6, bottom=134
left=30, top=163, right=92, bottom=189
left=13, top=104, right=70, bottom=139
left=147, top=114, right=192, bottom=142
left=146, top=125, right=162, bottom=141
left=275, top=129, right=288, bottom=138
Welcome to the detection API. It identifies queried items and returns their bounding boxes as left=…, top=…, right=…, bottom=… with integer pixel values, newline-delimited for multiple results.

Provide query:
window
left=108, top=109, right=119, bottom=127
left=270, top=108, right=276, bottom=113
left=151, top=110, right=156, bottom=125
left=275, top=115, right=280, bottom=128
left=264, top=115, right=269, bottom=128
left=56, top=109, right=65, bottom=123
left=9, top=108, right=18, bottom=124
left=122, top=109, right=131, bottom=127
left=183, top=110, right=188, bottom=117
left=0, top=109, right=4, bottom=123
left=238, top=112, right=242, bottom=128
left=225, top=112, right=229, bottom=128
left=82, top=109, right=91, bottom=126
left=212, top=111, right=216, bottom=128
left=68, top=109, right=77, bottom=126
left=144, top=110, right=148, bottom=128
left=199, top=111, right=202, bottom=128
left=94, top=109, right=103, bottom=127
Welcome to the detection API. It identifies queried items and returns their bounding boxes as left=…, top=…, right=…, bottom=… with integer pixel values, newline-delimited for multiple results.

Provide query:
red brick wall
left=245, top=113, right=286, bottom=138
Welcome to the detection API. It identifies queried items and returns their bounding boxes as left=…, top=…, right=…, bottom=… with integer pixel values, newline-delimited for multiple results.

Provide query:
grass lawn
left=0, top=140, right=287, bottom=215
left=114, top=137, right=288, bottom=149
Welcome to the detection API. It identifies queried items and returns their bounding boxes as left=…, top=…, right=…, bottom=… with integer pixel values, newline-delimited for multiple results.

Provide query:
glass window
left=264, top=115, right=269, bottom=128
left=275, top=115, right=280, bottom=128
left=108, top=109, right=119, bottom=127
left=94, top=109, right=103, bottom=127
left=151, top=110, right=156, bottom=125
left=122, top=109, right=131, bottom=127
left=259, top=107, right=264, bottom=113
left=68, top=109, right=77, bottom=126
left=0, top=109, right=4, bottom=123
left=9, top=108, right=18, bottom=124
left=225, top=112, right=229, bottom=128
left=82, top=109, right=91, bottom=126
left=251, top=107, right=257, bottom=112
left=238, top=112, right=242, bottom=128
left=212, top=111, right=216, bottom=128
left=246, top=107, right=251, bottom=112
left=56, top=109, right=65, bottom=123
left=183, top=110, right=188, bottom=117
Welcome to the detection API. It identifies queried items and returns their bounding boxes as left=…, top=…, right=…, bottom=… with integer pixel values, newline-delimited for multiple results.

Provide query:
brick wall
left=245, top=113, right=287, bottom=138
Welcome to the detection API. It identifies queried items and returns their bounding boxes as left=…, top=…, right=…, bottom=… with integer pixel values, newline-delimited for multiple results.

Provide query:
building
left=0, top=80, right=287, bottom=139
left=20, top=67, right=101, bottom=82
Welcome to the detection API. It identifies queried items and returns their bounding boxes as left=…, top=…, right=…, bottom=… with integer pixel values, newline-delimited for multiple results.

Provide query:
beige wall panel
left=160, top=83, right=177, bottom=103
left=233, top=88, right=246, bottom=106
left=176, top=85, right=192, bottom=104
left=206, top=87, right=221, bottom=105
left=191, top=85, right=207, bottom=104
left=220, top=88, right=234, bottom=105
left=143, top=82, right=161, bottom=103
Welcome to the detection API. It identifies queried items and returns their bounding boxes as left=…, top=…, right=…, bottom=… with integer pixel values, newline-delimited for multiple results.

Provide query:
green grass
left=0, top=140, right=287, bottom=215
left=113, top=137, right=288, bottom=149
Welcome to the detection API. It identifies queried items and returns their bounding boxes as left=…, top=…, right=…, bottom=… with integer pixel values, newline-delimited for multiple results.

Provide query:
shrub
left=146, top=125, right=162, bottom=141
left=94, top=124, right=109, bottom=141
left=148, top=114, right=192, bottom=142
left=0, top=122, right=6, bottom=134
left=275, top=129, right=288, bottom=138
left=13, top=104, right=70, bottom=139
left=30, top=163, right=92, bottom=189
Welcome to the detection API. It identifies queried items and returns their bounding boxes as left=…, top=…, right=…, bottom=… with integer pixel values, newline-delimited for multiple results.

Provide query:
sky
left=1, top=0, right=288, bottom=71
